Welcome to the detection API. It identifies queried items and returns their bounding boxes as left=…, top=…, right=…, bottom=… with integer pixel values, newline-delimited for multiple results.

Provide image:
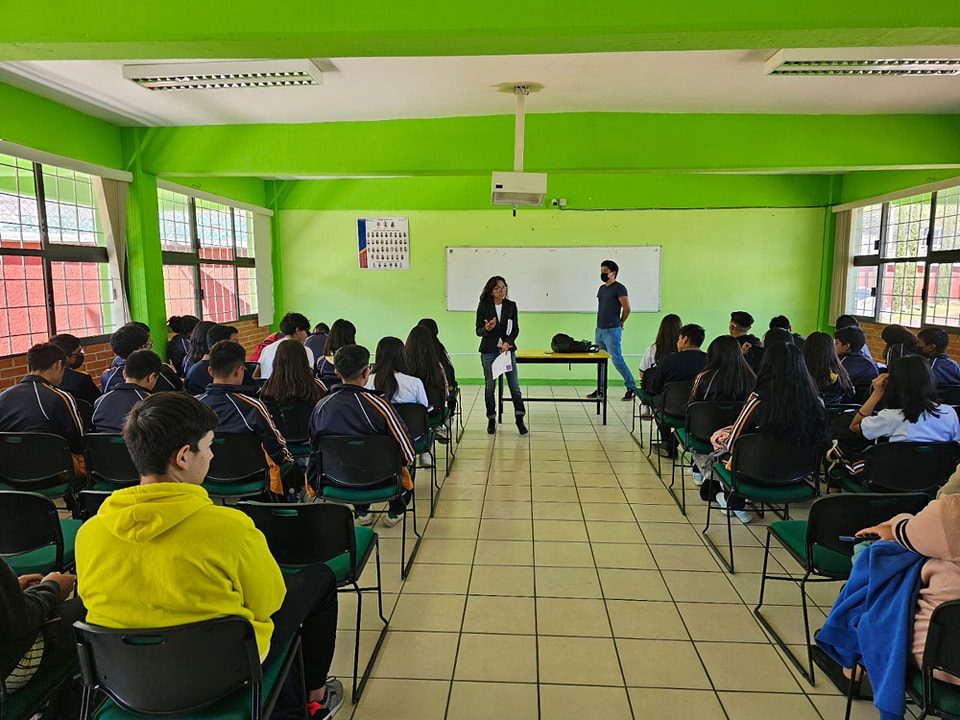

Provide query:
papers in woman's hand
left=491, top=351, right=513, bottom=379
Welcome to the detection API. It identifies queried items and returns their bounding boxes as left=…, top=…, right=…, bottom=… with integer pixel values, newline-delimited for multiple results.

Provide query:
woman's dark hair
left=323, top=319, right=357, bottom=357
left=696, top=335, right=755, bottom=401
left=168, top=315, right=199, bottom=335
left=312, top=322, right=330, bottom=335
left=884, top=354, right=941, bottom=423
left=261, top=339, right=325, bottom=405
left=371, top=336, right=407, bottom=401
left=881, top=324, right=919, bottom=365
left=418, top=317, right=451, bottom=361
left=123, top=392, right=219, bottom=477
left=802, top=331, right=853, bottom=397
left=653, top=314, right=682, bottom=365
left=479, top=276, right=508, bottom=302
left=762, top=327, right=795, bottom=349
left=186, top=321, right=218, bottom=364
left=754, top=343, right=828, bottom=448
left=405, top=325, right=446, bottom=390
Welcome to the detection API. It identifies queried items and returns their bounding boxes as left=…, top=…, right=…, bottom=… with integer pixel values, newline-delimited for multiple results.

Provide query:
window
left=846, top=186, right=960, bottom=328
left=0, top=153, right=121, bottom=356
left=159, top=189, right=258, bottom=323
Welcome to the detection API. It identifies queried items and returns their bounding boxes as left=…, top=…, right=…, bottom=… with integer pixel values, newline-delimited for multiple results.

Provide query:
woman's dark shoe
left=516, top=417, right=528, bottom=435
left=487, top=419, right=497, bottom=434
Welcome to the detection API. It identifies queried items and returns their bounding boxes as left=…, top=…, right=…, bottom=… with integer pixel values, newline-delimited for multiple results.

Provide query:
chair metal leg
left=701, top=490, right=736, bottom=574
left=666, top=442, right=687, bottom=516
left=400, top=487, right=423, bottom=579
left=800, top=574, right=816, bottom=683
left=726, top=502, right=735, bottom=574
left=844, top=665, right=860, bottom=720
left=348, top=552, right=390, bottom=704
left=351, top=587, right=362, bottom=701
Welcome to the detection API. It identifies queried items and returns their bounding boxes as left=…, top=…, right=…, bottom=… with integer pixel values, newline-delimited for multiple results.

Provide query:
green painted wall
left=279, top=207, right=826, bottom=381
left=160, top=176, right=268, bottom=208
left=839, top=170, right=960, bottom=204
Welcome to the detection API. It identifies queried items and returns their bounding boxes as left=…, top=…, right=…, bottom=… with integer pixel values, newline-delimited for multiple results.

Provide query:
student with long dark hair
left=418, top=318, right=457, bottom=390
left=475, top=275, right=526, bottom=435
left=639, top=314, right=682, bottom=372
left=182, top=320, right=217, bottom=377
left=166, top=315, right=199, bottom=378
left=317, top=319, right=356, bottom=386
left=405, top=325, right=449, bottom=415
left=709, top=343, right=828, bottom=523
left=882, top=324, right=919, bottom=366
left=744, top=326, right=795, bottom=373
left=260, top=340, right=327, bottom=406
left=803, top=331, right=854, bottom=405
left=365, top=336, right=428, bottom=407
left=690, top=335, right=755, bottom=404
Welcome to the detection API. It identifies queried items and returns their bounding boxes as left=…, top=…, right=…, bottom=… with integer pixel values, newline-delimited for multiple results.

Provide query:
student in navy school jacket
left=101, top=324, right=183, bottom=394
left=834, top=326, right=880, bottom=387
left=49, top=334, right=101, bottom=406
left=91, top=350, right=161, bottom=433
left=917, top=327, right=960, bottom=387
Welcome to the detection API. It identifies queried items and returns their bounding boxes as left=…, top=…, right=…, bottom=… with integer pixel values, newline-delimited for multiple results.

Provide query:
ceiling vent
left=122, top=59, right=323, bottom=91
left=765, top=48, right=960, bottom=77
left=492, top=84, right=547, bottom=207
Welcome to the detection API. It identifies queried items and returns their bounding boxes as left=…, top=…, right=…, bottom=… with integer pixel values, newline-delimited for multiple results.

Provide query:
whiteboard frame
left=445, top=245, right=662, bottom=313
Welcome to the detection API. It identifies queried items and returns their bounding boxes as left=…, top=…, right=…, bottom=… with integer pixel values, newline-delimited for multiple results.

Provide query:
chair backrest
left=393, top=403, right=429, bottom=438
left=922, top=600, right=960, bottom=709
left=74, top=617, right=263, bottom=717
left=0, top=491, right=64, bottom=567
left=731, top=433, right=820, bottom=487
left=238, top=502, right=356, bottom=569
left=660, top=380, right=694, bottom=417
left=936, top=384, right=960, bottom=405
left=263, top=400, right=314, bottom=444
left=244, top=362, right=261, bottom=378
left=686, top=401, right=745, bottom=443
left=315, top=435, right=402, bottom=491
left=0, top=432, right=72, bottom=488
left=863, top=442, right=960, bottom=495
left=853, top=384, right=873, bottom=404
left=85, top=434, right=140, bottom=487
left=806, top=493, right=929, bottom=568
left=206, top=434, right=269, bottom=483
left=75, top=398, right=94, bottom=432
left=76, top=490, right=113, bottom=523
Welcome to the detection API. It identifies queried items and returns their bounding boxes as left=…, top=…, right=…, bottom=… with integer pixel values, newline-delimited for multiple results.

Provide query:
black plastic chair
left=85, top=434, right=140, bottom=490
left=203, top=434, right=270, bottom=501
left=0, top=432, right=75, bottom=499
left=704, top=433, right=821, bottom=573
left=671, top=400, right=744, bottom=514
left=0, top=653, right=77, bottom=720
left=263, top=400, right=315, bottom=460
left=239, top=502, right=388, bottom=703
left=0, top=491, right=80, bottom=574
left=937, top=384, right=960, bottom=405
left=863, top=442, right=960, bottom=498
left=756, top=493, right=929, bottom=683
left=394, top=403, right=437, bottom=516
left=244, top=361, right=261, bottom=378
left=908, top=599, right=960, bottom=720
left=853, top=384, right=873, bottom=404
left=653, top=380, right=694, bottom=479
left=313, top=435, right=421, bottom=579
left=75, top=398, right=94, bottom=432
left=74, top=617, right=303, bottom=720
left=75, top=490, right=112, bottom=523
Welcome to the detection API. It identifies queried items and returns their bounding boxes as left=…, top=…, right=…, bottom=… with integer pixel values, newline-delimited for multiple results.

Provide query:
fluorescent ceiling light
left=765, top=48, right=960, bottom=77
left=122, top=59, right=323, bottom=91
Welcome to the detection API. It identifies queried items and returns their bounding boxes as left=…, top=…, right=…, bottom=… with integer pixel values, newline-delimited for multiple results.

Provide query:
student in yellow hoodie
left=75, top=392, right=343, bottom=719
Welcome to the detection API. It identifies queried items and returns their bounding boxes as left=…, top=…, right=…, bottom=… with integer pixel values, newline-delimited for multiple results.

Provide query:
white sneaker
left=419, top=452, right=434, bottom=467
left=382, top=513, right=403, bottom=527
left=691, top=470, right=704, bottom=487
left=355, top=512, right=373, bottom=526
left=715, top=491, right=757, bottom=524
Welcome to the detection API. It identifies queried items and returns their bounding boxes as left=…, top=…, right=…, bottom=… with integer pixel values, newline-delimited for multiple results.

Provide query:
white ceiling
left=2, top=48, right=960, bottom=127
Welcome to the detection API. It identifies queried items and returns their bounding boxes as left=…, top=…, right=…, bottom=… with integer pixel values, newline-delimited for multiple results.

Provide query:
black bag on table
left=551, top=333, right=597, bottom=354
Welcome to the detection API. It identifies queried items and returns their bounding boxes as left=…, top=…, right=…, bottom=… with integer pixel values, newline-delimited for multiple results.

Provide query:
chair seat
left=1, top=654, right=77, bottom=720
left=91, top=481, right=135, bottom=492
left=412, top=433, right=433, bottom=454
left=321, top=485, right=398, bottom=504
left=202, top=479, right=264, bottom=497
left=769, top=520, right=852, bottom=577
left=909, top=667, right=960, bottom=717
left=3, top=519, right=81, bottom=575
left=93, top=639, right=295, bottom=720
left=675, top=428, right=711, bottom=453
left=653, top=411, right=685, bottom=429
left=428, top=409, right=450, bottom=427
left=713, top=464, right=818, bottom=503
left=287, top=443, right=311, bottom=458
left=637, top=390, right=655, bottom=405
left=0, top=482, right=69, bottom=499
left=325, top=527, right=375, bottom=583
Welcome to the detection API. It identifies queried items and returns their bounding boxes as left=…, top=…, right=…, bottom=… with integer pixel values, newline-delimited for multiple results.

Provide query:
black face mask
left=600, top=272, right=609, bottom=282
left=69, top=353, right=84, bottom=370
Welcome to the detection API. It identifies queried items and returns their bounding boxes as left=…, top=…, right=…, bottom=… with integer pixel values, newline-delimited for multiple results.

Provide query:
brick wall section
left=0, top=318, right=273, bottom=394
left=859, top=321, right=960, bottom=364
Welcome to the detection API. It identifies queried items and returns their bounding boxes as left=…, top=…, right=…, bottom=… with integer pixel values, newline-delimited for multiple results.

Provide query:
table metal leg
left=602, top=360, right=608, bottom=425
left=595, top=361, right=601, bottom=416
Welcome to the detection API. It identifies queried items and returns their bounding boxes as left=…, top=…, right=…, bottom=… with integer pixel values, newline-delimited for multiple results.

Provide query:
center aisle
left=336, top=386, right=872, bottom=720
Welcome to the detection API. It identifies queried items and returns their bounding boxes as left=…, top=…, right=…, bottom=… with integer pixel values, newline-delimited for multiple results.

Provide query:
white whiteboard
left=446, top=246, right=661, bottom=312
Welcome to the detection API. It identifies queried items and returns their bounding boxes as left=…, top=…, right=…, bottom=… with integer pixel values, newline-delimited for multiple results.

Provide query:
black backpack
left=551, top=333, right=598, bottom=354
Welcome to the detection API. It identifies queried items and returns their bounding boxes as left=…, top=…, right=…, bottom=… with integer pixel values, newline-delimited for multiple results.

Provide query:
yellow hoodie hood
left=95, top=482, right=212, bottom=543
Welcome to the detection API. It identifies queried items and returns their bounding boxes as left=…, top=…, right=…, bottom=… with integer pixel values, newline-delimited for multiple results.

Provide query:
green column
left=122, top=128, right=168, bottom=357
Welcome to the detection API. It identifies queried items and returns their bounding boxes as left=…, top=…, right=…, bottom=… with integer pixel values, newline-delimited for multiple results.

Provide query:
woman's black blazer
left=476, top=298, right=520, bottom=353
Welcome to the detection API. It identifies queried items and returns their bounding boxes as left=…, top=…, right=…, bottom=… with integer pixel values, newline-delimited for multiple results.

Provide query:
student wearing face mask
left=476, top=276, right=526, bottom=435
left=588, top=260, right=637, bottom=402
left=49, top=333, right=101, bottom=405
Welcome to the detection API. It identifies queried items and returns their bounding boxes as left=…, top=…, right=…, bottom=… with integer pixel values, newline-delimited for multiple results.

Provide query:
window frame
left=160, top=194, right=257, bottom=323
left=0, top=159, right=114, bottom=357
left=847, top=190, right=960, bottom=328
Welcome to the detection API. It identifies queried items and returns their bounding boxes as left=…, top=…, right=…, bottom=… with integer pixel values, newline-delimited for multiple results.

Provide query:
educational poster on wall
left=357, top=217, right=409, bottom=270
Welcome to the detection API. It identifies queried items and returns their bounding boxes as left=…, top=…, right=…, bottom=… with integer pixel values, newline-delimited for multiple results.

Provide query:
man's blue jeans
left=595, top=326, right=636, bottom=391
left=481, top=351, right=525, bottom=419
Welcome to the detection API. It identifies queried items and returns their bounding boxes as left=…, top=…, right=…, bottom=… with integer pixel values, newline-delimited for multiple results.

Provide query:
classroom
left=1, top=6, right=960, bottom=720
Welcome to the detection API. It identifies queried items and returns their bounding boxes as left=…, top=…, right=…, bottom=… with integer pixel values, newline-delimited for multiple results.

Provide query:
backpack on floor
left=550, top=333, right=597, bottom=354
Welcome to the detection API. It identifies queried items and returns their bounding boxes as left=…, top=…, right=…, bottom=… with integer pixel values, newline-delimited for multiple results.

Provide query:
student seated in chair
left=917, top=327, right=960, bottom=387
left=882, top=324, right=920, bottom=366
left=744, top=326, right=795, bottom=374
left=260, top=340, right=328, bottom=407
left=690, top=335, right=755, bottom=405
left=803, top=331, right=855, bottom=406
left=92, top=349, right=162, bottom=433
left=729, top=311, right=761, bottom=355
left=185, top=324, right=256, bottom=395
left=366, top=336, right=428, bottom=407
left=0, top=559, right=83, bottom=710
left=102, top=323, right=183, bottom=393
left=639, top=314, right=682, bottom=374
left=75, top=393, right=343, bottom=718
left=769, top=315, right=806, bottom=351
left=309, top=344, right=416, bottom=528
left=197, top=341, right=300, bottom=501
left=0, top=342, right=86, bottom=475
left=316, top=319, right=356, bottom=387
left=836, top=315, right=876, bottom=363
left=258, top=312, right=314, bottom=380
left=834, top=326, right=880, bottom=387
left=49, top=333, right=101, bottom=405
left=647, top=323, right=708, bottom=459
left=166, top=315, right=198, bottom=379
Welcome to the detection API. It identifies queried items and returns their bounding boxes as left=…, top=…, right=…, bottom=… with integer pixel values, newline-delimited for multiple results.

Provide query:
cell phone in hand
left=838, top=533, right=881, bottom=542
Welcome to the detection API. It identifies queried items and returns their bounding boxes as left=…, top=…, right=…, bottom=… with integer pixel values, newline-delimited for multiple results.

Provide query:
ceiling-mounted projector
left=492, top=171, right=547, bottom=206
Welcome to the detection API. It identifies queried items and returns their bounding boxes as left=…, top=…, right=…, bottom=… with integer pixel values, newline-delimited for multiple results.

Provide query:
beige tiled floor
left=338, top=385, right=875, bottom=720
